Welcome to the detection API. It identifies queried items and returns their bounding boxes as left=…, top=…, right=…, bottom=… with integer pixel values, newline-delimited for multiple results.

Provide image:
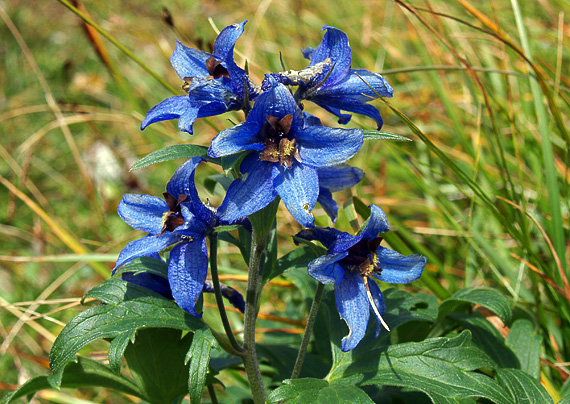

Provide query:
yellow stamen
left=363, top=276, right=390, bottom=332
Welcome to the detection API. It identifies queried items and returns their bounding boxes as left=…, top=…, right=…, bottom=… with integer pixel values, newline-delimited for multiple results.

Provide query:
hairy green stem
left=242, top=227, right=268, bottom=403
left=208, top=233, right=243, bottom=353
left=291, top=282, right=325, bottom=379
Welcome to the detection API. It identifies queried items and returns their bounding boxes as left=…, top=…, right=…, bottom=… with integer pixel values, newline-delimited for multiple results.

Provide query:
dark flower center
left=160, top=193, right=187, bottom=233
left=259, top=114, right=301, bottom=168
left=206, top=57, right=230, bottom=79
left=339, top=236, right=383, bottom=276
left=181, top=57, right=229, bottom=92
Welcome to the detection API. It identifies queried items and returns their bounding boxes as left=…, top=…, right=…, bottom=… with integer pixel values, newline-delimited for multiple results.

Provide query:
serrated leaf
left=505, top=319, right=540, bottom=379
left=449, top=313, right=519, bottom=369
left=362, top=130, right=411, bottom=142
left=108, top=330, right=136, bottom=373
left=268, top=380, right=373, bottom=404
left=328, top=331, right=511, bottom=404
left=112, top=257, right=168, bottom=279
left=130, top=144, right=213, bottom=171
left=2, top=357, right=143, bottom=404
left=438, top=287, right=512, bottom=325
left=317, top=385, right=374, bottom=404
left=268, top=378, right=329, bottom=403
left=49, top=278, right=203, bottom=387
left=186, top=328, right=217, bottom=404
left=496, top=368, right=553, bottom=404
left=124, top=328, right=193, bottom=404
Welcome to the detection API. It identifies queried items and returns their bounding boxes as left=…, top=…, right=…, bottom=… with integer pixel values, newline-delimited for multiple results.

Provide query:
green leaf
left=112, top=257, right=168, bottom=279
left=448, top=313, right=519, bottom=369
left=186, top=328, right=217, bottom=404
left=438, top=287, right=512, bottom=325
left=267, top=378, right=329, bottom=403
left=268, top=380, right=374, bottom=404
left=108, top=330, right=136, bottom=373
left=496, top=368, right=553, bottom=404
left=124, top=328, right=193, bottom=404
left=505, top=319, right=541, bottom=379
left=362, top=130, right=411, bottom=142
left=49, top=278, right=203, bottom=387
left=2, top=357, right=143, bottom=404
left=264, top=246, right=319, bottom=282
left=328, top=331, right=512, bottom=404
left=221, top=151, right=248, bottom=175
left=249, top=197, right=280, bottom=243
left=130, top=144, right=212, bottom=171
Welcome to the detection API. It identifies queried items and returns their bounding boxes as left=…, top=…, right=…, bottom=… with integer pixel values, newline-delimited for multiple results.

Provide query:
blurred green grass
left=1, top=0, right=569, bottom=401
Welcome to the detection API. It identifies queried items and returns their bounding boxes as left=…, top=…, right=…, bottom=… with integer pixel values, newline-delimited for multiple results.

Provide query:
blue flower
left=317, top=164, right=364, bottom=222
left=302, top=113, right=365, bottom=222
left=207, top=76, right=364, bottom=228
left=295, top=205, right=426, bottom=351
left=114, top=157, right=229, bottom=317
left=273, top=26, right=393, bottom=129
left=141, top=21, right=259, bottom=134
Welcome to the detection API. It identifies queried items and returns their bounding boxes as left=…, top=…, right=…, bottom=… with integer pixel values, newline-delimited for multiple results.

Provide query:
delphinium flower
left=113, top=157, right=246, bottom=317
left=207, top=76, right=364, bottom=228
left=272, top=26, right=393, bottom=129
left=141, top=20, right=260, bottom=134
left=295, top=205, right=426, bottom=351
left=317, top=164, right=364, bottom=222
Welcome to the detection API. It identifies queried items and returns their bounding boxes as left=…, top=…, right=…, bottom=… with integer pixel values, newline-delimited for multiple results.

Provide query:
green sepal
left=248, top=197, right=280, bottom=243
left=108, top=330, right=137, bottom=373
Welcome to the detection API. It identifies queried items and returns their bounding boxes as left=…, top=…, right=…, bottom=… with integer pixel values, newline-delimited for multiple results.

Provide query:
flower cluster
left=115, top=21, right=425, bottom=350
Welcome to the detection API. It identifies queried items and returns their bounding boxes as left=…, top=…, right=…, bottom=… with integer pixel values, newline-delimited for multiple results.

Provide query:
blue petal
left=114, top=233, right=180, bottom=271
left=141, top=96, right=192, bottom=131
left=168, top=238, right=209, bottom=317
left=273, top=162, right=318, bottom=228
left=308, top=100, right=352, bottom=125
left=121, top=271, right=173, bottom=299
left=309, top=26, right=351, bottom=89
left=317, top=164, right=364, bottom=192
left=317, top=69, right=393, bottom=99
left=301, top=47, right=315, bottom=60
left=311, top=96, right=384, bottom=130
left=187, top=77, right=237, bottom=108
left=335, top=271, right=369, bottom=352
left=213, top=21, right=249, bottom=99
left=307, top=252, right=347, bottom=284
left=216, top=155, right=278, bottom=222
left=373, top=246, right=426, bottom=284
left=296, top=126, right=363, bottom=167
left=213, top=20, right=247, bottom=63
left=250, top=77, right=303, bottom=126
left=358, top=204, right=391, bottom=242
left=208, top=122, right=264, bottom=158
left=176, top=203, right=213, bottom=236
left=170, top=40, right=211, bottom=79
left=366, top=278, right=387, bottom=338
left=117, top=194, right=169, bottom=234
left=302, top=112, right=323, bottom=127
left=295, top=226, right=353, bottom=251
left=317, top=187, right=338, bottom=222
left=166, top=158, right=215, bottom=226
